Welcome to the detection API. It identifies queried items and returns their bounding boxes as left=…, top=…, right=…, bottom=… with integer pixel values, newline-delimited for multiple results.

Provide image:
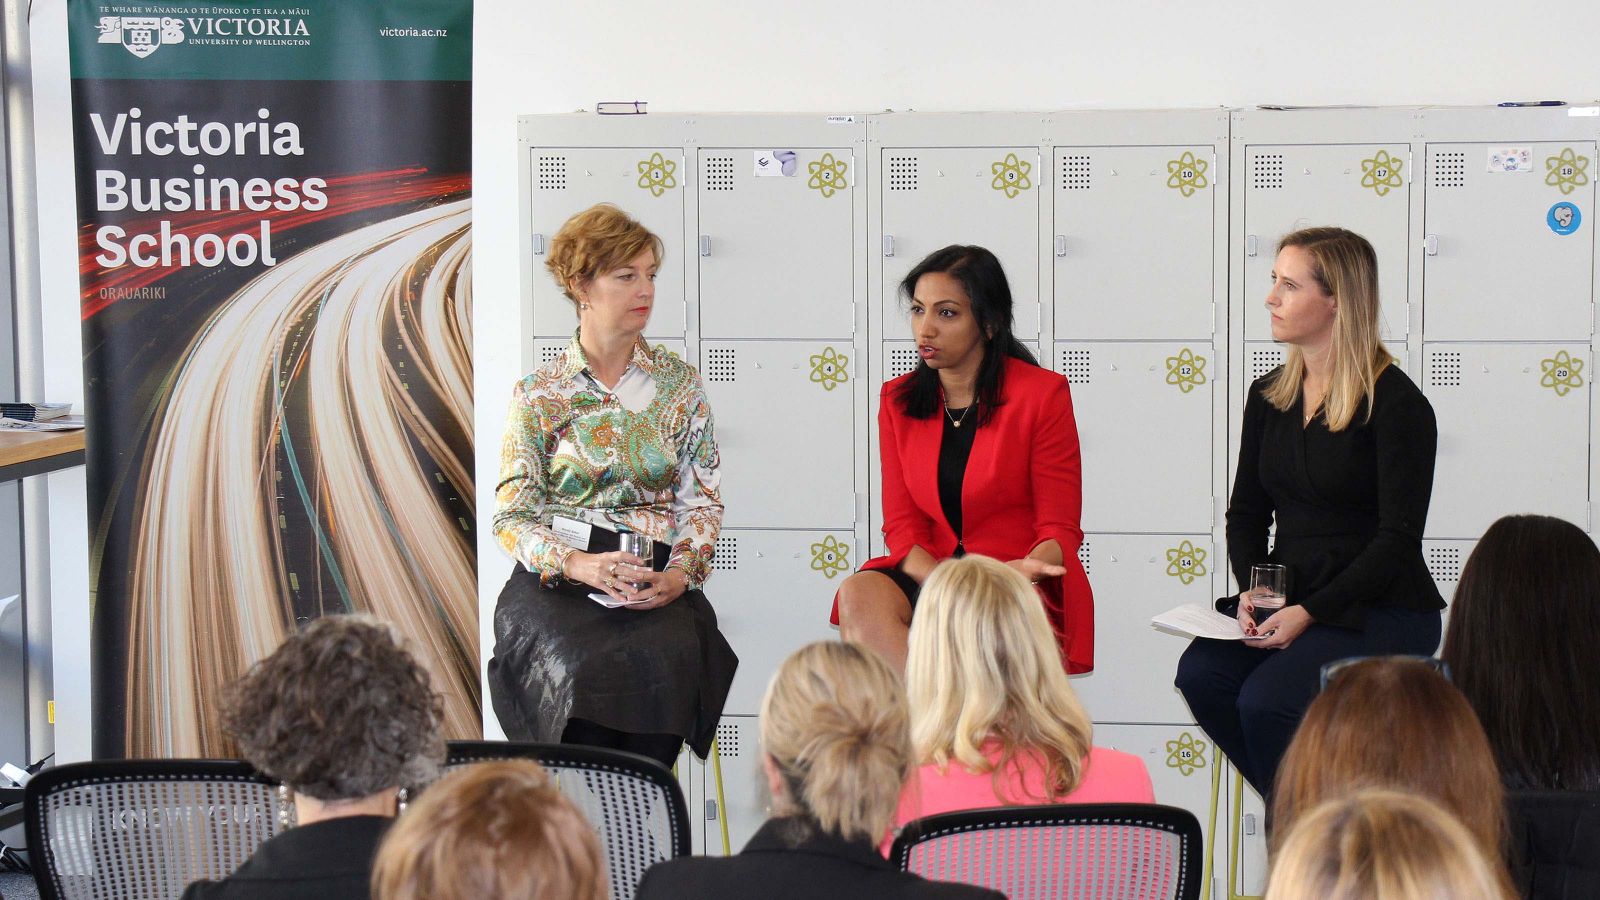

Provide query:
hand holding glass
left=618, top=532, right=654, bottom=591
left=1250, top=564, right=1288, bottom=627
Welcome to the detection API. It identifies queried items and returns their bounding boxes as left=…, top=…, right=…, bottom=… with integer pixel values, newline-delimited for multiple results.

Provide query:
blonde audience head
left=906, top=554, right=1092, bottom=801
left=759, top=641, right=911, bottom=842
left=1271, top=656, right=1505, bottom=858
left=1266, top=789, right=1513, bottom=900
left=371, top=759, right=607, bottom=900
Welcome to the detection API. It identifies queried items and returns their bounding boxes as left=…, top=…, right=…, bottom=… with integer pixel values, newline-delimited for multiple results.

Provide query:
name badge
left=551, top=514, right=595, bottom=551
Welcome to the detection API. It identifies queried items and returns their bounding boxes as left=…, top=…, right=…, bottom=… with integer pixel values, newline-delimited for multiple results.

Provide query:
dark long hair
left=1441, top=514, right=1600, bottom=790
left=893, top=245, right=1037, bottom=427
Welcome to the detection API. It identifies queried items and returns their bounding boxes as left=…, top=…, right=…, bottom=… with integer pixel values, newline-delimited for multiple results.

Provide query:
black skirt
left=487, top=566, right=738, bottom=759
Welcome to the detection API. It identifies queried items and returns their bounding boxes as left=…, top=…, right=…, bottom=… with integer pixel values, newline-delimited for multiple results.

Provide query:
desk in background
left=0, top=430, right=84, bottom=482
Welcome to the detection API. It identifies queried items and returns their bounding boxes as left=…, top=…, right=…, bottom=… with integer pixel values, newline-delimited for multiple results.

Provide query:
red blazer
left=833, top=356, right=1095, bottom=673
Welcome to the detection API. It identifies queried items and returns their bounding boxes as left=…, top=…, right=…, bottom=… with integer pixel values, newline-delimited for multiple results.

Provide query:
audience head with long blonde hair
left=906, top=554, right=1093, bottom=801
left=371, top=759, right=607, bottom=900
left=1266, top=789, right=1513, bottom=900
left=760, top=640, right=912, bottom=842
left=1271, top=656, right=1505, bottom=858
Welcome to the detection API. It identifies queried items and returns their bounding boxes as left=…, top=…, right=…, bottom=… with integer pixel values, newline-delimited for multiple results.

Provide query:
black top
left=1223, top=365, right=1445, bottom=629
left=635, top=817, right=1004, bottom=900
left=178, top=815, right=390, bottom=900
left=936, top=405, right=979, bottom=547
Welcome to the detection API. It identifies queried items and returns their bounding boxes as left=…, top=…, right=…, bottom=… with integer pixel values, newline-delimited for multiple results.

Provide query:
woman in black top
left=1175, top=227, right=1444, bottom=797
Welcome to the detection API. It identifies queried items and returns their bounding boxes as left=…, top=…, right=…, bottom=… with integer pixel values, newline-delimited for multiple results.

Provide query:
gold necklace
left=944, top=401, right=975, bottom=429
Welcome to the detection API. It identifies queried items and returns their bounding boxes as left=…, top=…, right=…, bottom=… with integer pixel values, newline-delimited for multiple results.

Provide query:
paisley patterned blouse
left=493, top=334, right=723, bottom=589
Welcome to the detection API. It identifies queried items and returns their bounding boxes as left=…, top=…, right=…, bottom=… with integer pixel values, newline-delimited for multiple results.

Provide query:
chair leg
left=711, top=737, right=730, bottom=856
left=1228, top=768, right=1263, bottom=900
left=1199, top=752, right=1221, bottom=900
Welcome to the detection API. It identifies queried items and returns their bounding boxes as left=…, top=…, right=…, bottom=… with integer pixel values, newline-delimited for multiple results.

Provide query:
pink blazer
left=893, top=744, right=1156, bottom=835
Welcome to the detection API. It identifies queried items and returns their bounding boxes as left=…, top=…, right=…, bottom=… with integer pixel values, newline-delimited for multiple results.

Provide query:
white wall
left=28, top=0, right=1600, bottom=754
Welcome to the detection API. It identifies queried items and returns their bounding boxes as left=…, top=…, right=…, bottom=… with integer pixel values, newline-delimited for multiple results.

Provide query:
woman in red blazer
left=834, top=245, right=1094, bottom=673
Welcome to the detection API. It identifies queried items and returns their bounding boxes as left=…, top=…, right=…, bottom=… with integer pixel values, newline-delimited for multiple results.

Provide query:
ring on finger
left=604, top=577, right=614, bottom=588
left=609, top=563, right=617, bottom=574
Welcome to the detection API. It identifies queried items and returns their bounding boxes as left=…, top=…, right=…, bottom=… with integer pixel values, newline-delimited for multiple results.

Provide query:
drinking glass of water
left=618, top=530, right=654, bottom=590
left=1250, top=564, right=1288, bottom=627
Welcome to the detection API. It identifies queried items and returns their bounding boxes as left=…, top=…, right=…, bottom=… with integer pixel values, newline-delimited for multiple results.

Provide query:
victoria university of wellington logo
left=97, top=16, right=186, bottom=58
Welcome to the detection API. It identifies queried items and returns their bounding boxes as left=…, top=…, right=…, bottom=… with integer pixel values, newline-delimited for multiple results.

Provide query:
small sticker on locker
left=1548, top=202, right=1582, bottom=235
left=1487, top=147, right=1533, bottom=173
left=754, top=150, right=797, bottom=177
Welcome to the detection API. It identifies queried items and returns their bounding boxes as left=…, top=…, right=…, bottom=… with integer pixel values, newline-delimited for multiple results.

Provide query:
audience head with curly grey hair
left=179, top=613, right=447, bottom=900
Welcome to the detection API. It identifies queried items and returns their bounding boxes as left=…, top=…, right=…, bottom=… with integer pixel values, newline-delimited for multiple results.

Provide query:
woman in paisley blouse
left=488, top=203, right=735, bottom=768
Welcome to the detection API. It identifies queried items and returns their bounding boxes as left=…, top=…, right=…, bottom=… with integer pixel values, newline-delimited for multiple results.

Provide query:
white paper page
left=1151, top=601, right=1252, bottom=641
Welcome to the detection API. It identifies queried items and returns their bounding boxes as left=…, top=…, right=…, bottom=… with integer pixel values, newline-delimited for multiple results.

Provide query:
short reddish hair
left=544, top=203, right=663, bottom=306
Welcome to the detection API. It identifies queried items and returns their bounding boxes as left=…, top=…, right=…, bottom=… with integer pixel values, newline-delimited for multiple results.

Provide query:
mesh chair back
left=891, top=803, right=1203, bottom=900
left=24, top=760, right=292, bottom=900
left=445, top=740, right=688, bottom=900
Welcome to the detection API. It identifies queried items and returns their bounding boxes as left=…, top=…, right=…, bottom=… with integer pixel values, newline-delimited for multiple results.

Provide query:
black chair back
left=24, top=759, right=292, bottom=900
left=1507, top=789, right=1600, bottom=900
left=445, top=740, right=689, bottom=900
left=891, top=802, right=1203, bottom=900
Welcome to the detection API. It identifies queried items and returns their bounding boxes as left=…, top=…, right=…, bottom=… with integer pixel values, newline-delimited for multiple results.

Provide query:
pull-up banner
left=68, top=1, right=477, bottom=756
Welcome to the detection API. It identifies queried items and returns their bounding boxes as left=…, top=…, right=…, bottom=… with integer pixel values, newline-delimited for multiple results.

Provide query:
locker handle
left=882, top=235, right=896, bottom=258
left=1245, top=234, right=1258, bottom=258
left=1424, top=234, right=1439, bottom=256
left=1054, top=235, right=1068, bottom=257
left=699, top=235, right=712, bottom=257
left=532, top=233, right=547, bottom=256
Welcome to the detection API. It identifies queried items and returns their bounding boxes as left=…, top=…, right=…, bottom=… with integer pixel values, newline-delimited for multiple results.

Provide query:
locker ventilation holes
left=1062, top=155, right=1092, bottom=190
left=1429, top=352, right=1463, bottom=388
left=705, top=348, right=737, bottom=383
left=1078, top=540, right=1091, bottom=577
left=1060, top=348, right=1092, bottom=385
left=705, top=156, right=735, bottom=191
left=888, top=348, right=920, bottom=379
left=888, top=156, right=919, bottom=191
left=1252, top=154, right=1284, bottom=189
left=715, top=722, right=741, bottom=756
left=712, top=536, right=737, bottom=571
left=537, top=156, right=567, bottom=191
left=1426, top=545, right=1463, bottom=583
left=1250, top=348, right=1286, bottom=380
left=1431, top=151, right=1467, bottom=188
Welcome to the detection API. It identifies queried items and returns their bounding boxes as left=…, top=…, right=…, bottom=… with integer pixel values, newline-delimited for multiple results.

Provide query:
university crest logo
left=97, top=16, right=186, bottom=59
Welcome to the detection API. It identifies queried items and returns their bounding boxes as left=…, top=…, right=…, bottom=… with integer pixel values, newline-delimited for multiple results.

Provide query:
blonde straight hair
left=1265, top=790, right=1514, bottom=900
left=1262, top=227, right=1393, bottom=432
left=760, top=641, right=912, bottom=841
left=907, top=555, right=1094, bottom=801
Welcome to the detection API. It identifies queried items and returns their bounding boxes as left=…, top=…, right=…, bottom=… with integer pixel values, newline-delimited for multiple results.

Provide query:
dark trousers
left=1174, top=605, right=1441, bottom=796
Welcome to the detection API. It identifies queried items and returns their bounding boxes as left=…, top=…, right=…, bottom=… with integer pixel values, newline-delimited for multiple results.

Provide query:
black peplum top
left=1221, top=363, right=1446, bottom=630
